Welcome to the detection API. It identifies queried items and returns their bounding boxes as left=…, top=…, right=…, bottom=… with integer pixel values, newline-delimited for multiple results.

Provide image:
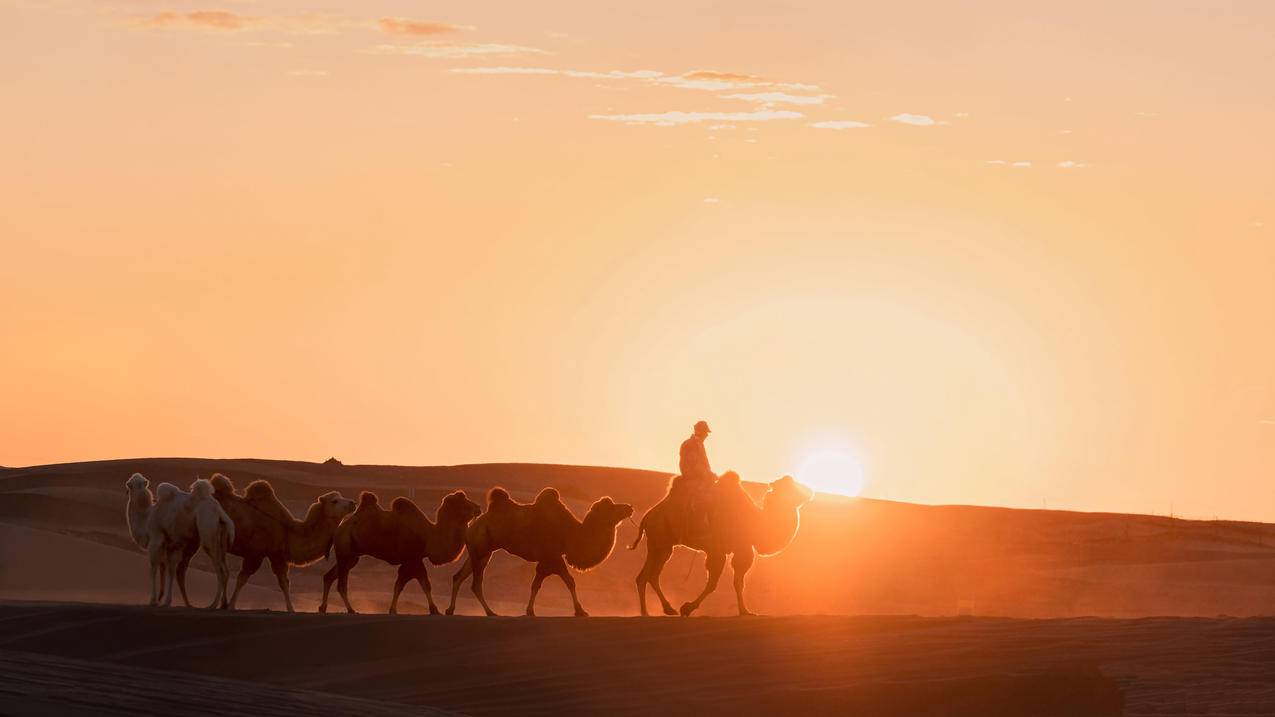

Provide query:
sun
left=795, top=449, right=866, bottom=497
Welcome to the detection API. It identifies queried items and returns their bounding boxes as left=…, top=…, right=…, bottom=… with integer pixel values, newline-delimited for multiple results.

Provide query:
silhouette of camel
left=631, top=473, right=812, bottom=616
left=147, top=479, right=236, bottom=609
left=446, top=487, right=633, bottom=616
left=184, top=474, right=356, bottom=612
left=319, top=490, right=481, bottom=615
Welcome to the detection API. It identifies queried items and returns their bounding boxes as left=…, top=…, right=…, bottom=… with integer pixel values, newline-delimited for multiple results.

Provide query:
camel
left=446, top=487, right=634, bottom=617
left=124, top=473, right=166, bottom=605
left=179, top=474, right=356, bottom=612
left=146, top=479, right=236, bottom=608
left=631, top=472, right=813, bottom=617
left=319, top=490, right=482, bottom=615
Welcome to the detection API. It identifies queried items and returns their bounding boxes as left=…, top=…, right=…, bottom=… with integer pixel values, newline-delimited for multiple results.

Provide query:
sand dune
left=7, top=601, right=1275, bottom=715
left=6, top=457, right=1275, bottom=617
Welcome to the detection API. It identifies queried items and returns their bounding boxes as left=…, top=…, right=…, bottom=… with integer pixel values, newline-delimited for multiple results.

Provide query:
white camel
left=146, top=479, right=236, bottom=608
left=124, top=473, right=167, bottom=605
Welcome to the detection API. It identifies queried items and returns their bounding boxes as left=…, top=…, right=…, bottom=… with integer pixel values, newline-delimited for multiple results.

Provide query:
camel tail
left=628, top=516, right=647, bottom=550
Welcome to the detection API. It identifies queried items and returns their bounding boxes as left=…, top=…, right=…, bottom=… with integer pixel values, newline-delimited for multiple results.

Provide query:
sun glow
left=796, top=450, right=866, bottom=497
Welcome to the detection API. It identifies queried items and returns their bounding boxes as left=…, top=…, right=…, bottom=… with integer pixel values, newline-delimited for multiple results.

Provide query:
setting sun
left=796, top=450, right=866, bottom=497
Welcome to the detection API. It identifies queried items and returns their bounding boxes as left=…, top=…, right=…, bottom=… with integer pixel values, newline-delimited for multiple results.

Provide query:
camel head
left=316, top=491, right=357, bottom=522
left=438, top=490, right=482, bottom=525
left=125, top=472, right=149, bottom=495
left=764, top=475, right=815, bottom=510
left=584, top=496, right=635, bottom=527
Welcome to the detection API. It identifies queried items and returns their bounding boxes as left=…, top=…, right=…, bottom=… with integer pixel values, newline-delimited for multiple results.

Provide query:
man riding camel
left=679, top=420, right=716, bottom=535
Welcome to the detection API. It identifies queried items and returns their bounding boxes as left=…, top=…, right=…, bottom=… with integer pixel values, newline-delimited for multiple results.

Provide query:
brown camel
left=172, top=474, right=356, bottom=612
left=446, top=487, right=634, bottom=617
left=631, top=472, right=813, bottom=616
left=319, top=490, right=481, bottom=615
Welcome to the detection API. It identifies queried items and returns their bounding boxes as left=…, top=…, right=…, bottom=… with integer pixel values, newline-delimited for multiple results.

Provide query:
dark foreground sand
left=2, top=602, right=1274, bottom=715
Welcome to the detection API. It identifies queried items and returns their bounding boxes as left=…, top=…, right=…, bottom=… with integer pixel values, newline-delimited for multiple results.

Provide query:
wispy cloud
left=451, top=67, right=658, bottom=79
left=137, top=11, right=348, bottom=35
left=1259, top=418, right=1275, bottom=425
left=377, top=18, right=470, bottom=36
left=810, top=120, right=871, bottom=129
left=1057, top=160, right=1090, bottom=169
left=139, top=10, right=255, bottom=31
left=589, top=109, right=803, bottom=126
left=372, top=42, right=549, bottom=59
left=1012, top=161, right=1032, bottom=168
left=722, top=91, right=830, bottom=106
left=452, top=66, right=820, bottom=95
left=890, top=113, right=938, bottom=126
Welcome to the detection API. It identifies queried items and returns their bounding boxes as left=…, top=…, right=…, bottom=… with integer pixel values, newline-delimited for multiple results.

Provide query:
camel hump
left=357, top=491, right=379, bottom=510
left=189, top=478, right=214, bottom=502
left=716, top=470, right=742, bottom=489
left=245, top=480, right=276, bottom=501
left=210, top=473, right=237, bottom=497
left=243, top=480, right=296, bottom=523
left=487, top=487, right=512, bottom=508
left=533, top=487, right=562, bottom=507
left=391, top=497, right=425, bottom=517
left=155, top=483, right=183, bottom=503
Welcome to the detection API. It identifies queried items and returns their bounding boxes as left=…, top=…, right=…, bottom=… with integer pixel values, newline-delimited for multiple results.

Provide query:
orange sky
left=2, top=1, right=1273, bottom=519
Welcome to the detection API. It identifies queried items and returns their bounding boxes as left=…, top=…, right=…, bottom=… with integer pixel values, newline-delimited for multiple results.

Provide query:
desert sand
left=4, top=458, right=1275, bottom=714
left=6, top=601, right=1275, bottom=715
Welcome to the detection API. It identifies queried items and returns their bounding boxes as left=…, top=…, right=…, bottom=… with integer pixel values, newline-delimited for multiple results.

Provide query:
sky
left=1, top=0, right=1273, bottom=520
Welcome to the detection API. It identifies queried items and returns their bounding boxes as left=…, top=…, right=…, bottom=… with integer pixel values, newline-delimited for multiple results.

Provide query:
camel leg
left=389, top=564, right=412, bottom=615
left=202, top=544, right=228, bottom=610
left=526, top=562, right=553, bottom=617
left=269, top=555, right=295, bottom=613
left=636, top=545, right=675, bottom=616
left=337, top=555, right=360, bottom=614
left=163, top=547, right=182, bottom=607
left=647, top=547, right=678, bottom=616
left=731, top=550, right=757, bottom=616
left=469, top=553, right=498, bottom=617
left=147, top=542, right=165, bottom=606
left=446, top=556, right=474, bottom=615
left=176, top=545, right=197, bottom=608
left=548, top=557, right=587, bottom=617
left=412, top=561, right=440, bottom=615
left=319, top=564, right=338, bottom=613
left=229, top=554, right=264, bottom=610
left=679, top=551, right=726, bottom=617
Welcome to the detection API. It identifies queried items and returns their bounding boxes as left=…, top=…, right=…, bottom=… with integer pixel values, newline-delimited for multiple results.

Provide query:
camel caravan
left=122, top=422, right=814, bottom=616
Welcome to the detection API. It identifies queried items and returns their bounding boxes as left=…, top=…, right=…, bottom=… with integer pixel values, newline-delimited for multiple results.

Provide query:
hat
left=694, top=420, right=711, bottom=433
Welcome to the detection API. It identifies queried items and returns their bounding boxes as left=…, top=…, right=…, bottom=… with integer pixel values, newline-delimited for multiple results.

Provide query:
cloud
left=451, top=67, right=657, bottom=79
left=889, top=113, right=938, bottom=126
left=1012, top=161, right=1032, bottom=168
left=703, top=197, right=721, bottom=204
left=987, top=160, right=1033, bottom=167
left=377, top=18, right=469, bottom=36
left=373, top=42, right=549, bottom=59
left=985, top=160, right=1007, bottom=165
left=1057, top=160, right=1090, bottom=169
left=137, top=11, right=348, bottom=35
left=589, top=109, right=803, bottom=126
left=722, top=91, right=830, bottom=106
left=453, top=66, right=821, bottom=96
left=140, top=10, right=255, bottom=31
left=810, top=120, right=871, bottom=129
